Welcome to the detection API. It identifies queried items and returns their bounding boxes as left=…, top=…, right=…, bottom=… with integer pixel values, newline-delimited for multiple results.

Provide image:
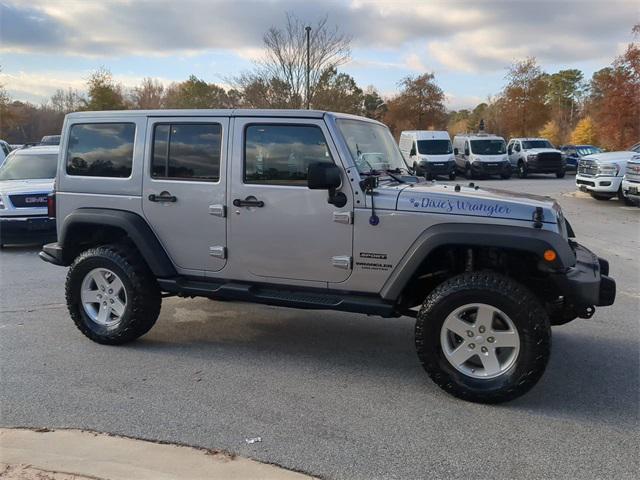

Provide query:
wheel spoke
left=91, top=270, right=109, bottom=292
left=480, top=350, right=501, bottom=376
left=445, top=315, right=472, bottom=338
left=448, top=344, right=475, bottom=366
left=81, top=289, right=100, bottom=304
left=108, top=276, right=124, bottom=296
left=475, top=305, right=495, bottom=329
left=96, top=304, right=110, bottom=324
left=111, top=299, right=126, bottom=317
left=492, top=331, right=519, bottom=348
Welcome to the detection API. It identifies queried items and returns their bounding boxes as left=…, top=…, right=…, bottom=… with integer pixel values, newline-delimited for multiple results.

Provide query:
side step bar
left=157, top=278, right=399, bottom=317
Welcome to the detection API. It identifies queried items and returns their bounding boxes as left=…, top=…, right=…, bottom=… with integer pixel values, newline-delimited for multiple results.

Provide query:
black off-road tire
left=415, top=272, right=551, bottom=404
left=591, top=193, right=612, bottom=201
left=556, top=170, right=566, bottom=179
left=500, top=171, right=512, bottom=180
left=517, top=161, right=528, bottom=178
left=449, top=171, right=457, bottom=181
left=66, top=243, right=161, bottom=345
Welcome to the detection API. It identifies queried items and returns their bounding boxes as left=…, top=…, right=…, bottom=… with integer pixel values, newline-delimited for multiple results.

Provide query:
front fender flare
left=380, top=223, right=575, bottom=301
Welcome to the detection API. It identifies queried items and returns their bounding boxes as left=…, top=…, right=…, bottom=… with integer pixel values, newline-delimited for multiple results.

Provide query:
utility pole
left=305, top=26, right=311, bottom=110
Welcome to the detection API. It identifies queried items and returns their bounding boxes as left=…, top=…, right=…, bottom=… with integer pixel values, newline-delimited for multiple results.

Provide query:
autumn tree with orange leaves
left=587, top=25, right=639, bottom=150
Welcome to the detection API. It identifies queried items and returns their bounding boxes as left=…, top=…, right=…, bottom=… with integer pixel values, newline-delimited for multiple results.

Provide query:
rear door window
left=66, top=123, right=136, bottom=177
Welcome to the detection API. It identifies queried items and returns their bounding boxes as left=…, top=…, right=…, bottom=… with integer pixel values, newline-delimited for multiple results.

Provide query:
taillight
left=47, top=193, right=56, bottom=218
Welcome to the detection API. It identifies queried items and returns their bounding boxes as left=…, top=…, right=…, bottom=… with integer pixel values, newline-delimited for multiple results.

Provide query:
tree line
left=0, top=16, right=637, bottom=151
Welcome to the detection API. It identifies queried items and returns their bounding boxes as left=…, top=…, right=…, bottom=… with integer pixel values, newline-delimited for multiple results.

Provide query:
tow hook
left=578, top=306, right=595, bottom=319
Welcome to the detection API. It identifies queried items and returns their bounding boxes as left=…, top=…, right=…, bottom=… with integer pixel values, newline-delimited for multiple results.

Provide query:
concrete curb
left=0, top=428, right=315, bottom=480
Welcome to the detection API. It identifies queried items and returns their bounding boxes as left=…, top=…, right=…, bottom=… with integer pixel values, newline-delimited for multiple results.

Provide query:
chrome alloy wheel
left=440, top=303, right=520, bottom=379
left=80, top=268, right=127, bottom=327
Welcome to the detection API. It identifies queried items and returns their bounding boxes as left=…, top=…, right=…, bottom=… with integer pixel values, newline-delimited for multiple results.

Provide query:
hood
left=525, top=148, right=560, bottom=155
left=395, top=182, right=558, bottom=224
left=584, top=151, right=637, bottom=164
left=0, top=178, right=54, bottom=195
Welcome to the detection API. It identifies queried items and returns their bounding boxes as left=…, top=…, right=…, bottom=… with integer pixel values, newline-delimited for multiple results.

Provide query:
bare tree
left=131, top=78, right=164, bottom=109
left=50, top=88, right=84, bottom=113
left=253, top=13, right=351, bottom=108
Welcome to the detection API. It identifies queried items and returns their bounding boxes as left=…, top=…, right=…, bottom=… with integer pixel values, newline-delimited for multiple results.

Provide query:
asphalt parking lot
left=1, top=175, right=638, bottom=480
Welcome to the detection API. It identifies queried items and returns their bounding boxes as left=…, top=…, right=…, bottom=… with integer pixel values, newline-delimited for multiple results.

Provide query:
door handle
left=148, top=192, right=177, bottom=203
left=233, top=197, right=264, bottom=208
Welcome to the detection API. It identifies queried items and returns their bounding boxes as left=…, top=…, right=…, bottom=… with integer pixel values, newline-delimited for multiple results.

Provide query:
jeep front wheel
left=66, top=244, right=161, bottom=345
left=415, top=272, right=551, bottom=403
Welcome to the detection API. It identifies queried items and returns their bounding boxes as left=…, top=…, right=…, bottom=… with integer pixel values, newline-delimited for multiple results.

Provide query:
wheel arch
left=380, top=223, right=575, bottom=302
left=59, top=208, right=177, bottom=278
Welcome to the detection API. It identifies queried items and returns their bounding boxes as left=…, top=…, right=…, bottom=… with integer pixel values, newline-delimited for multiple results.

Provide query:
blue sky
left=1, top=0, right=636, bottom=110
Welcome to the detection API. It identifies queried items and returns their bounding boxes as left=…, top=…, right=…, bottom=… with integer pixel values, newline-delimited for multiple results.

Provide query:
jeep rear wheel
left=415, top=272, right=551, bottom=403
left=66, top=244, right=161, bottom=345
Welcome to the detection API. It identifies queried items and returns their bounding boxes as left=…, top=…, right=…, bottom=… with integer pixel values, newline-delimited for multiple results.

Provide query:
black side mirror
left=464, top=148, right=470, bottom=156
left=454, top=147, right=459, bottom=155
left=308, top=163, right=341, bottom=190
left=308, top=163, right=346, bottom=207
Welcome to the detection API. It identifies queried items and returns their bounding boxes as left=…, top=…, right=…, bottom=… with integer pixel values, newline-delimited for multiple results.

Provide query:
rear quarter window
left=66, top=123, right=136, bottom=177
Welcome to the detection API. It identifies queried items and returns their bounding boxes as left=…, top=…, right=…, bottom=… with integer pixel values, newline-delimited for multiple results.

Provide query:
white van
left=399, top=130, right=456, bottom=180
left=453, top=133, right=511, bottom=179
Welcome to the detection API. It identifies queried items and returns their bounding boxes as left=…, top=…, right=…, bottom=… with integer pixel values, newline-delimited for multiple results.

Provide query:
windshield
left=470, top=139, right=506, bottom=155
left=0, top=152, right=58, bottom=180
left=522, top=140, right=553, bottom=149
left=576, top=146, right=602, bottom=156
left=41, top=135, right=61, bottom=146
left=417, top=140, right=452, bottom=155
left=336, top=119, right=408, bottom=174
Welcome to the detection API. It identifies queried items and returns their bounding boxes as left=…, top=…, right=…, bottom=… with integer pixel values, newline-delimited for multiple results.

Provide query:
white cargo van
left=453, top=133, right=511, bottom=179
left=399, top=131, right=456, bottom=180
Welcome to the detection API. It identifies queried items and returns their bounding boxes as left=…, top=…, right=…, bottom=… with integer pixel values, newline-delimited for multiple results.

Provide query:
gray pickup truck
left=40, top=109, right=615, bottom=403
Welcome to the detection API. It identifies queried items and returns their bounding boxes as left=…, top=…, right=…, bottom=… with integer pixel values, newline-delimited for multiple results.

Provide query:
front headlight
left=597, top=163, right=619, bottom=176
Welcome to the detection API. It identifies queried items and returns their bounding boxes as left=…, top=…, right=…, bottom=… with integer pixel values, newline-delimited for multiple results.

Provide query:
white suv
left=0, top=145, right=58, bottom=246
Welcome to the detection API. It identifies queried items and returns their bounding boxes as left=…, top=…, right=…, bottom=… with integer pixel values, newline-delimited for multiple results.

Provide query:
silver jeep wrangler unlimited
left=40, top=109, right=616, bottom=403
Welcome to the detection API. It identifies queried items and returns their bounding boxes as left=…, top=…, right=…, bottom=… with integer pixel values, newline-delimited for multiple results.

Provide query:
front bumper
left=0, top=215, right=56, bottom=245
left=471, top=161, right=511, bottom=176
left=551, top=242, right=615, bottom=309
left=621, top=179, right=640, bottom=204
left=418, top=160, right=455, bottom=176
left=576, top=175, right=622, bottom=194
left=527, top=158, right=565, bottom=173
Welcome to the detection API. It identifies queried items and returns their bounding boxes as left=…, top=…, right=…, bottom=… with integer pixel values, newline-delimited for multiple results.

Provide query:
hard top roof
left=65, top=109, right=385, bottom=126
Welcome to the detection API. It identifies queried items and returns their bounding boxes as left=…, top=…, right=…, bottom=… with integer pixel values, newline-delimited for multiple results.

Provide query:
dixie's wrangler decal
left=408, top=196, right=512, bottom=217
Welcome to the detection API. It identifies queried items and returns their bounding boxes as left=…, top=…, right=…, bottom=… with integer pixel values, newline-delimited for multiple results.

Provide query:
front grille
left=534, top=152, right=562, bottom=169
left=9, top=193, right=49, bottom=208
left=625, top=162, right=640, bottom=182
left=578, top=159, right=598, bottom=176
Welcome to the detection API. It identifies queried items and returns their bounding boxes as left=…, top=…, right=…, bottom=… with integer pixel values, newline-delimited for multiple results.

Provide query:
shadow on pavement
left=130, top=299, right=638, bottom=426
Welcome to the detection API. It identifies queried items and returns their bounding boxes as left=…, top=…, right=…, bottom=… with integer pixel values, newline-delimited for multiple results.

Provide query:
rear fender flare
left=59, top=208, right=176, bottom=278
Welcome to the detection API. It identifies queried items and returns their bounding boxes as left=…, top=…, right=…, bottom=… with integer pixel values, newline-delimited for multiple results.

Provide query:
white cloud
left=0, top=70, right=173, bottom=104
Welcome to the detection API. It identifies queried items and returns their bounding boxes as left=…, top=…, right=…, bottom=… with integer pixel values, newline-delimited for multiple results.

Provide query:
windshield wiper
left=384, top=169, right=406, bottom=183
